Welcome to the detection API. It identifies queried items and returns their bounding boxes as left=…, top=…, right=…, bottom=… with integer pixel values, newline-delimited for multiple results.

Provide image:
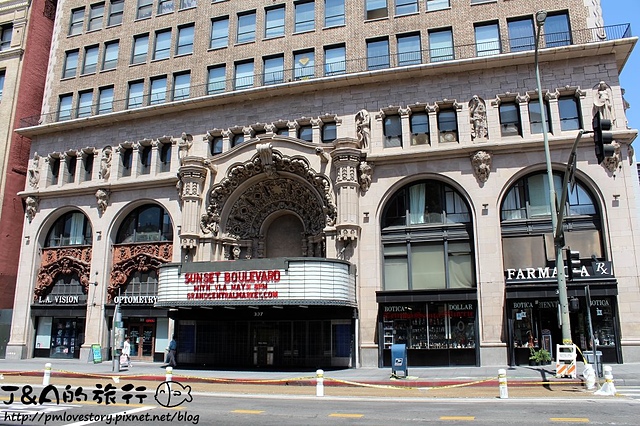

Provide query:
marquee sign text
left=185, top=270, right=280, bottom=300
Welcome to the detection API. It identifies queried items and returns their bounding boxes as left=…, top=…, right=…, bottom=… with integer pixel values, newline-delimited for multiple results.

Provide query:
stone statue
left=100, top=146, right=113, bottom=180
left=593, top=81, right=615, bottom=124
left=469, top=96, right=488, bottom=140
left=179, top=132, right=193, bottom=164
left=96, top=189, right=109, bottom=215
left=355, top=109, right=371, bottom=149
left=25, top=196, right=38, bottom=223
left=471, top=150, right=492, bottom=184
left=28, top=152, right=40, bottom=189
left=359, top=161, right=373, bottom=192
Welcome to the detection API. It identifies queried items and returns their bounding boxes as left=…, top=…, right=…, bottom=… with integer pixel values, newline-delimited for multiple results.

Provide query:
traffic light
left=592, top=113, right=614, bottom=164
left=566, top=247, right=581, bottom=280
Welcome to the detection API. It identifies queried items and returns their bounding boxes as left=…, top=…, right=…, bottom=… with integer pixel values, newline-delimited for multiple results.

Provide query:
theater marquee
left=156, top=258, right=356, bottom=307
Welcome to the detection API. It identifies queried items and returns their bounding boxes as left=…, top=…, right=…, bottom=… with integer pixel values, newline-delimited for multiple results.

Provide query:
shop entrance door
left=252, top=323, right=278, bottom=367
left=127, top=323, right=155, bottom=361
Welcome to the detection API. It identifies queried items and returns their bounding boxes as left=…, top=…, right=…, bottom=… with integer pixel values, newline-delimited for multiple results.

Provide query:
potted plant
left=529, top=347, right=552, bottom=365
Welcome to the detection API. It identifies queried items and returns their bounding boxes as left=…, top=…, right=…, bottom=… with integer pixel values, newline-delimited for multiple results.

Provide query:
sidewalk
left=1, top=357, right=638, bottom=398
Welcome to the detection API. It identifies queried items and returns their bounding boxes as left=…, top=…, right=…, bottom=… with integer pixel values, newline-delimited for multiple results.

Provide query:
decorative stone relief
left=355, top=109, right=371, bottom=149
left=200, top=212, right=220, bottom=235
left=358, top=161, right=373, bottom=193
left=28, top=152, right=40, bottom=189
left=34, top=247, right=92, bottom=302
left=179, top=132, right=193, bottom=164
left=25, top=196, right=38, bottom=223
left=602, top=141, right=621, bottom=173
left=256, top=143, right=278, bottom=178
left=471, top=151, right=492, bottom=184
left=469, top=96, right=488, bottom=141
left=593, top=81, right=615, bottom=125
left=95, top=189, right=110, bottom=215
left=100, top=146, right=113, bottom=180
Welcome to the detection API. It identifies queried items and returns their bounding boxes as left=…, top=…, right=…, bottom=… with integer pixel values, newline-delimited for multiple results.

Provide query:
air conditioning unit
left=412, top=133, right=429, bottom=145
left=440, top=131, right=458, bottom=143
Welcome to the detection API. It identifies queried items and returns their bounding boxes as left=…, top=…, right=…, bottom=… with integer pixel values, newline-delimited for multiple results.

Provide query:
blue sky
left=602, top=0, right=640, bottom=132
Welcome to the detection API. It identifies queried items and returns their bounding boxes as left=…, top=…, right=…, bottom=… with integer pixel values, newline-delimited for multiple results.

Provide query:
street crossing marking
left=441, top=416, right=475, bottom=421
left=616, top=386, right=640, bottom=400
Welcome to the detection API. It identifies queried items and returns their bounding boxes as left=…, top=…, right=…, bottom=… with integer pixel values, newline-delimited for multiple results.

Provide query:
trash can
left=391, top=343, right=408, bottom=378
left=583, top=351, right=603, bottom=377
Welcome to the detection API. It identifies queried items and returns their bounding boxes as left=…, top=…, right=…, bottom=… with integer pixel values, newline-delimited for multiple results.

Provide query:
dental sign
left=505, top=261, right=613, bottom=282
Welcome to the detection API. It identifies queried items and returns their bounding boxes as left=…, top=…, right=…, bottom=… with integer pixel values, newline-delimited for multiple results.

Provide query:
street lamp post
left=534, top=10, right=573, bottom=345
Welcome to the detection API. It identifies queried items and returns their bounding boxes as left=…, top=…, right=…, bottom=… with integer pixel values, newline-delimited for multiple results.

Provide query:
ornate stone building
left=5, top=0, right=640, bottom=368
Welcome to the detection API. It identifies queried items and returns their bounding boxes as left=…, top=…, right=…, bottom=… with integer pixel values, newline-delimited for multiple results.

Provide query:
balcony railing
left=19, top=24, right=632, bottom=129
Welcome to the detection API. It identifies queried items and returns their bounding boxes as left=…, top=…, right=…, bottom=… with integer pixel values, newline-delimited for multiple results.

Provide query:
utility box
left=583, top=350, right=603, bottom=377
left=391, top=343, right=408, bottom=378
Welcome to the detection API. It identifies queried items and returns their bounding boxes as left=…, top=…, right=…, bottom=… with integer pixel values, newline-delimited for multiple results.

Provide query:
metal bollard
left=498, top=368, right=508, bottom=399
left=316, top=369, right=324, bottom=397
left=165, top=366, right=173, bottom=392
left=43, top=363, right=52, bottom=386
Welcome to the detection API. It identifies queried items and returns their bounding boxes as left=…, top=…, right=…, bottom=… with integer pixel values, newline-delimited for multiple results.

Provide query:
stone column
left=177, top=158, right=209, bottom=250
left=330, top=141, right=361, bottom=242
left=399, top=107, right=411, bottom=150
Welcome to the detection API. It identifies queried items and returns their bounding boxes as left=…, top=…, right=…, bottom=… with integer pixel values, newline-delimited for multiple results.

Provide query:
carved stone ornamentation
left=178, top=132, right=193, bottom=164
left=593, top=81, right=615, bottom=125
left=469, top=96, right=488, bottom=141
left=602, top=141, right=622, bottom=173
left=471, top=151, right=492, bottom=184
left=109, top=242, right=173, bottom=302
left=34, top=247, right=92, bottom=302
left=358, top=161, right=373, bottom=193
left=256, top=143, right=278, bottom=178
left=355, top=109, right=371, bottom=149
left=96, top=189, right=110, bottom=215
left=25, top=196, right=38, bottom=223
left=204, top=150, right=336, bottom=239
left=100, top=146, right=113, bottom=180
left=28, top=152, right=40, bottom=189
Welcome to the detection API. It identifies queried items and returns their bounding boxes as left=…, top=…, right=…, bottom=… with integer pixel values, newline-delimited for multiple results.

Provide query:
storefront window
left=590, top=298, right=615, bottom=347
left=382, top=303, right=476, bottom=350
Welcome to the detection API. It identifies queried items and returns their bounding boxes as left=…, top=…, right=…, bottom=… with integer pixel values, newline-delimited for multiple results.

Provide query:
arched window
left=45, top=211, right=92, bottom=247
left=116, top=205, right=173, bottom=243
left=381, top=180, right=475, bottom=291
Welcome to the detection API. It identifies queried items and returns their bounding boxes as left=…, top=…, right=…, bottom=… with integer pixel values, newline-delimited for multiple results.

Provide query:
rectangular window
left=108, top=0, right=124, bottom=26
left=234, top=61, right=254, bottom=90
left=136, top=0, right=153, bottom=20
left=438, top=109, right=458, bottom=142
left=294, top=50, right=315, bottom=80
left=82, top=45, right=99, bottom=74
left=154, top=29, right=172, bottom=60
left=508, top=17, right=534, bottom=52
left=210, top=17, right=229, bottom=49
left=63, top=50, right=79, bottom=79
left=298, top=125, right=312, bottom=142
left=559, top=96, right=581, bottom=131
left=475, top=22, right=500, bottom=56
left=121, top=148, right=133, bottom=177
left=410, top=111, right=429, bottom=145
left=429, top=29, right=454, bottom=62
left=1, top=24, right=12, bottom=50
left=529, top=100, right=552, bottom=134
left=237, top=11, right=256, bottom=44
left=396, top=0, right=418, bottom=15
left=324, top=44, right=346, bottom=75
left=324, top=0, right=344, bottom=27
left=180, top=0, right=197, bottom=9
left=50, top=157, right=61, bottom=185
left=383, top=244, right=408, bottom=290
left=322, top=122, right=337, bottom=143
left=499, top=102, right=521, bottom=136
left=150, top=76, right=167, bottom=105
left=366, top=0, right=387, bottom=20
left=83, top=154, right=94, bottom=181
left=132, top=34, right=149, bottom=64
left=207, top=65, right=226, bottom=94
left=426, top=0, right=449, bottom=11
left=210, top=136, right=223, bottom=155
left=77, top=91, right=93, bottom=118
left=128, top=80, right=144, bottom=109
left=160, top=143, right=172, bottom=172
left=173, top=72, right=190, bottom=100
left=158, top=0, right=174, bottom=14
left=67, top=156, right=77, bottom=184
left=58, top=94, right=73, bottom=121
left=0, top=71, right=5, bottom=101
left=69, top=8, right=85, bottom=35
left=295, top=1, right=315, bottom=33
left=176, top=24, right=194, bottom=55
left=88, top=3, right=105, bottom=31
left=383, top=114, right=402, bottom=147
left=98, top=86, right=114, bottom=114
left=545, top=12, right=571, bottom=47
left=140, top=146, right=152, bottom=174
left=263, top=55, right=285, bottom=85
left=397, top=33, right=421, bottom=66
left=102, top=40, right=119, bottom=70
left=265, top=6, right=285, bottom=38
left=367, top=38, right=389, bottom=70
